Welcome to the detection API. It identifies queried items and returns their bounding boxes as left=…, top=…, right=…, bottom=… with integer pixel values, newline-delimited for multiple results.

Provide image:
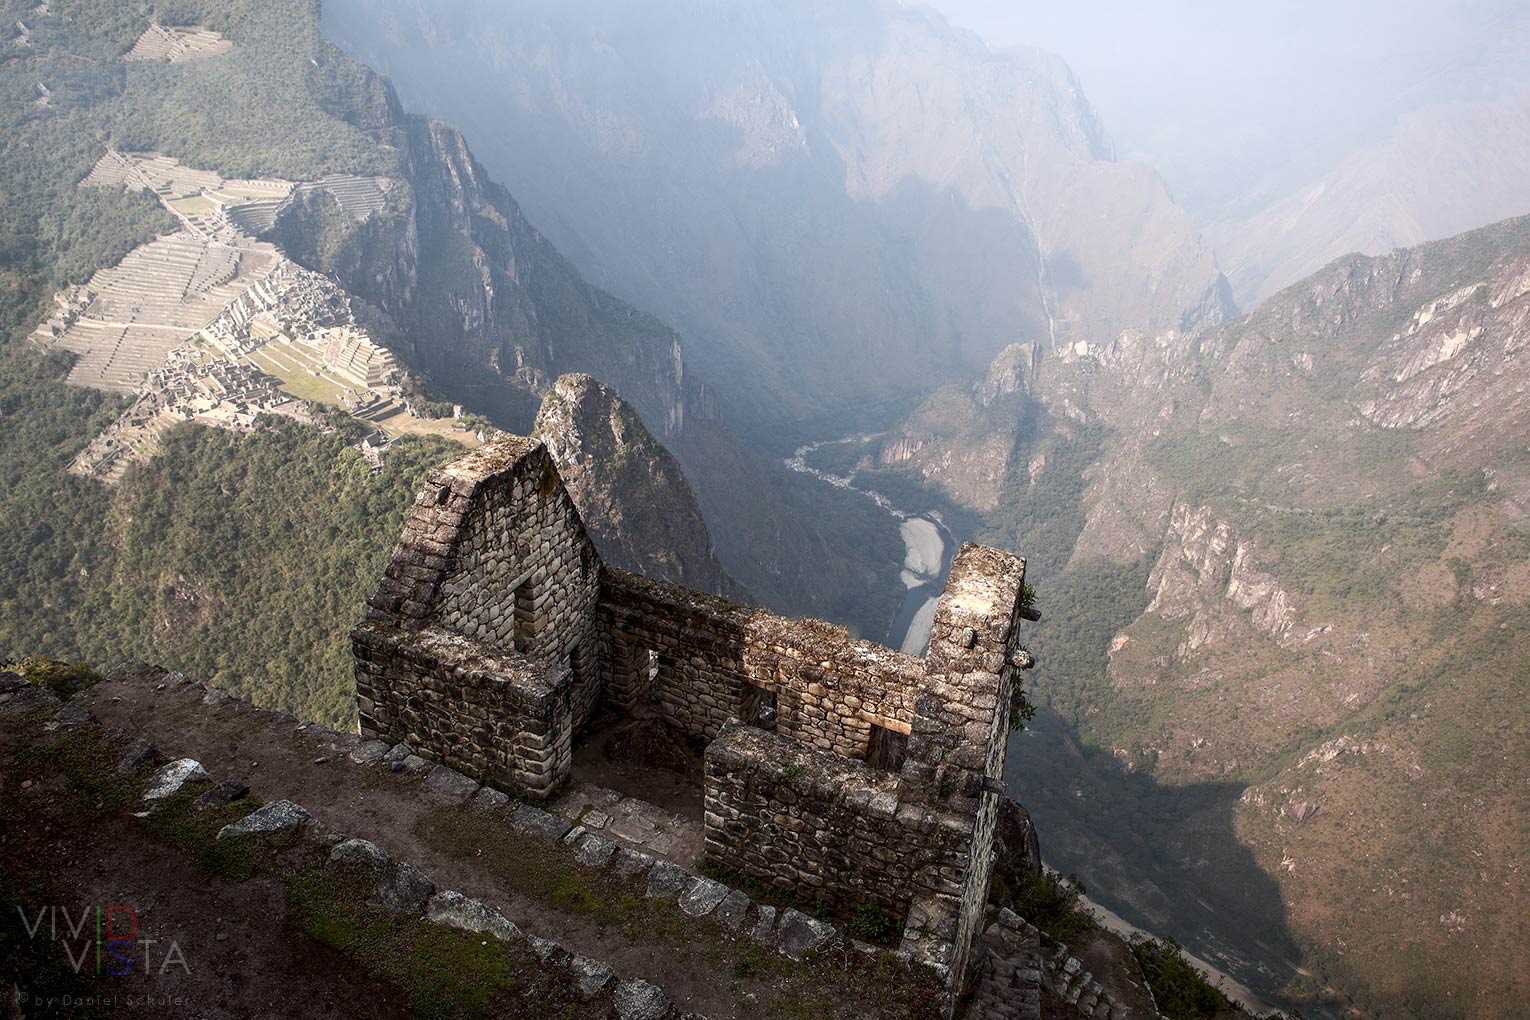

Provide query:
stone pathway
left=62, top=663, right=924, bottom=1020
left=550, top=782, right=703, bottom=866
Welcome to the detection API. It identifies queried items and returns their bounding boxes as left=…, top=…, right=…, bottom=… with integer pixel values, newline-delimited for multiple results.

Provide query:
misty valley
left=0, top=3, right=1526, bottom=1020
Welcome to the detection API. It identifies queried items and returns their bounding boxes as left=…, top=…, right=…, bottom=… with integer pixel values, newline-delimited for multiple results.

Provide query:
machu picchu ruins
left=34, top=146, right=464, bottom=482
left=123, top=22, right=233, bottom=63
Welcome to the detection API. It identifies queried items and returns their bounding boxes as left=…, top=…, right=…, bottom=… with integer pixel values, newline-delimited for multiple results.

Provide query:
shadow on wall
left=1008, top=709, right=1308, bottom=1013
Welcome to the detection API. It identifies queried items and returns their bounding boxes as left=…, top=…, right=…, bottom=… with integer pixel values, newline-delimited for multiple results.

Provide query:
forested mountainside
left=0, top=0, right=905, bottom=708
left=320, top=0, right=1233, bottom=437
left=830, top=216, right=1530, bottom=1020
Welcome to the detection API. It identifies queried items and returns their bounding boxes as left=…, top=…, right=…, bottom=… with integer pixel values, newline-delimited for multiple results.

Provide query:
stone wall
left=600, top=569, right=924, bottom=755
left=355, top=440, right=1033, bottom=1015
left=704, top=721, right=913, bottom=916
left=353, top=624, right=573, bottom=798
left=901, top=544, right=1028, bottom=994
left=355, top=438, right=602, bottom=794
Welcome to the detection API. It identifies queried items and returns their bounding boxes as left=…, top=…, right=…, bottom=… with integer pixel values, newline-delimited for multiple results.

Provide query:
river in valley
left=784, top=437, right=955, bottom=654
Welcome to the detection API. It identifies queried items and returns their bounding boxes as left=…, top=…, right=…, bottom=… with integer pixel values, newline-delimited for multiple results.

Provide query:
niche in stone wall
left=739, top=683, right=778, bottom=732
left=513, top=579, right=537, bottom=652
left=866, top=722, right=909, bottom=772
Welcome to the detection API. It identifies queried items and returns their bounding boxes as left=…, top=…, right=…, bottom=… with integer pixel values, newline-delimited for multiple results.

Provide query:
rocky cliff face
left=534, top=374, right=744, bottom=600
left=270, top=99, right=693, bottom=439
left=874, top=215, right=1530, bottom=1019
left=320, top=0, right=1233, bottom=433
left=257, top=34, right=900, bottom=636
left=875, top=343, right=1042, bottom=511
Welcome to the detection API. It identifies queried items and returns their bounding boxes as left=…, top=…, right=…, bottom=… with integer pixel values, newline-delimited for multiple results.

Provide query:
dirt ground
left=0, top=669, right=941, bottom=1020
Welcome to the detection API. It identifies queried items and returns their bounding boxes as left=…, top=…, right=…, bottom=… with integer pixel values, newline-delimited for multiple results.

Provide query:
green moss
left=844, top=904, right=901, bottom=945
left=13, top=656, right=101, bottom=698
left=992, top=868, right=1096, bottom=945
left=10, top=721, right=143, bottom=817
left=288, top=863, right=583, bottom=1020
left=143, top=787, right=274, bottom=882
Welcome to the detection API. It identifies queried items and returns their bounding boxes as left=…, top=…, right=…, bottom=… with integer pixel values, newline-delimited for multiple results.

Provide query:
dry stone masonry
left=354, top=438, right=1033, bottom=1011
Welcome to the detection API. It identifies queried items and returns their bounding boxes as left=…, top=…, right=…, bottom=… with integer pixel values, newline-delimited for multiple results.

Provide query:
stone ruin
left=353, top=437, right=1033, bottom=1008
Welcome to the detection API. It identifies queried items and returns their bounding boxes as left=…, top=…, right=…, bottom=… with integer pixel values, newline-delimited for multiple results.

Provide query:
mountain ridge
left=320, top=0, right=1235, bottom=435
left=856, top=212, right=1530, bottom=1019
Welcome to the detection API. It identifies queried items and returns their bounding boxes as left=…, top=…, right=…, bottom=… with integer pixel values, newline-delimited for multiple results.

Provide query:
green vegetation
left=10, top=655, right=102, bottom=698
left=994, top=868, right=1096, bottom=945
left=289, top=865, right=583, bottom=1020
left=979, top=421, right=1112, bottom=576
left=844, top=904, right=901, bottom=945
left=0, top=346, right=459, bottom=726
left=113, top=0, right=400, bottom=180
left=1129, top=935, right=1238, bottom=1020
left=421, top=809, right=940, bottom=1018
left=143, top=785, right=275, bottom=882
left=0, top=0, right=177, bottom=342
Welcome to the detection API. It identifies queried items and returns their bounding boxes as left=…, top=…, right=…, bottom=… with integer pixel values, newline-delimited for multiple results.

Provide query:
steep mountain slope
left=534, top=373, right=745, bottom=600
left=0, top=0, right=899, bottom=718
left=157, top=0, right=905, bottom=633
left=860, top=216, right=1530, bottom=1019
left=320, top=0, right=1233, bottom=435
left=1209, top=92, right=1530, bottom=308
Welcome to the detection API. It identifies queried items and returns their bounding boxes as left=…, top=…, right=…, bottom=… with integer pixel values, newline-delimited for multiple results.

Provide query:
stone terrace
left=354, top=438, right=1035, bottom=1012
left=123, top=22, right=233, bottom=63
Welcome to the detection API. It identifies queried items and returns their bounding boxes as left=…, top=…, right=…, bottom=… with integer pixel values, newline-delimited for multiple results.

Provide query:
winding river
left=784, top=437, right=955, bottom=654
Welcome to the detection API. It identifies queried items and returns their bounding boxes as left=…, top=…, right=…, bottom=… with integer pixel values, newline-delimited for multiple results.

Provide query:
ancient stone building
left=353, top=437, right=1032, bottom=1005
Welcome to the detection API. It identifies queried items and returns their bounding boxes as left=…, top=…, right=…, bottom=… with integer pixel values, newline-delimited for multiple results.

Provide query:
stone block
left=115, top=737, right=160, bottom=774
left=776, top=908, right=836, bottom=960
left=216, top=800, right=310, bottom=841
left=470, top=786, right=511, bottom=812
left=349, top=739, right=390, bottom=765
left=569, top=955, right=617, bottom=998
left=527, top=936, right=572, bottom=968
left=574, top=832, right=618, bottom=868
left=715, top=889, right=751, bottom=930
left=508, top=805, right=573, bottom=844
left=749, top=905, right=778, bottom=945
left=329, top=838, right=390, bottom=870
left=614, top=848, right=656, bottom=881
left=143, top=759, right=208, bottom=801
left=645, top=860, right=693, bottom=901
left=426, top=891, right=521, bottom=942
left=370, top=861, right=435, bottom=914
left=613, top=979, right=670, bottom=1020
left=193, top=781, right=249, bottom=812
left=677, top=877, right=730, bottom=917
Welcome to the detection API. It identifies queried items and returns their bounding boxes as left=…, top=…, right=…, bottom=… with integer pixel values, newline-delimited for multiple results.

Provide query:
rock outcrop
left=534, top=374, right=744, bottom=600
left=875, top=343, right=1044, bottom=511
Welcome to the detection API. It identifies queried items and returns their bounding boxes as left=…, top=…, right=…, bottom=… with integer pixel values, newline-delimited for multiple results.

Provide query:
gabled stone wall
left=354, top=438, right=1032, bottom=1015
left=355, top=438, right=600, bottom=797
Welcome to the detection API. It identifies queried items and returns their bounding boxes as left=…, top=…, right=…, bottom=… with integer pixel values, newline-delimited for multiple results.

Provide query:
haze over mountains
left=866, top=214, right=1530, bottom=1018
left=2, top=1, right=1528, bottom=1018
left=321, top=0, right=1233, bottom=436
left=935, top=0, right=1530, bottom=305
